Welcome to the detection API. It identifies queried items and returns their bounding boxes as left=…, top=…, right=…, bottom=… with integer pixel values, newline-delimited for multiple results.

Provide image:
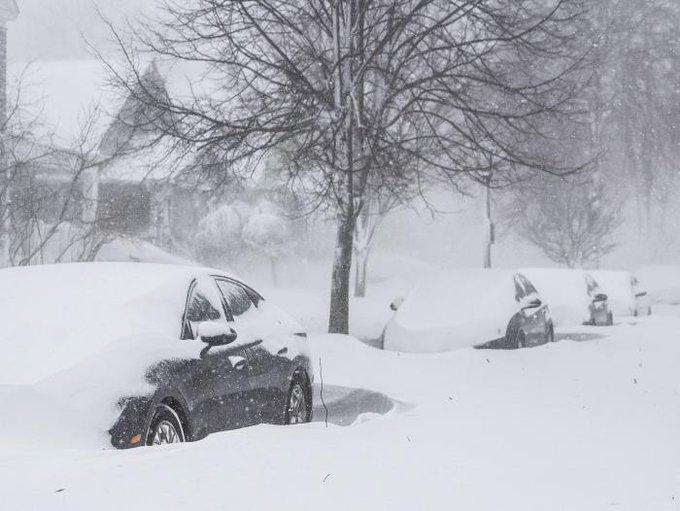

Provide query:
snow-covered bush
left=194, top=203, right=247, bottom=260
left=243, top=212, right=290, bottom=284
left=193, top=199, right=293, bottom=282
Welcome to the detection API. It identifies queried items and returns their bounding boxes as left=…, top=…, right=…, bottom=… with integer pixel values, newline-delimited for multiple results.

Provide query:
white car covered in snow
left=382, top=269, right=554, bottom=352
left=521, top=268, right=613, bottom=327
left=591, top=270, right=652, bottom=317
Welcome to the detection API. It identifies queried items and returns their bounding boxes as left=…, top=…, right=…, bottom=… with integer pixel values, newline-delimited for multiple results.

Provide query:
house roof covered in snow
left=7, top=57, right=263, bottom=185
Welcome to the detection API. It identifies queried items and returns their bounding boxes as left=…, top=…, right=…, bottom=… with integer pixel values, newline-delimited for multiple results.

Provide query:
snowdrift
left=636, top=265, right=680, bottom=305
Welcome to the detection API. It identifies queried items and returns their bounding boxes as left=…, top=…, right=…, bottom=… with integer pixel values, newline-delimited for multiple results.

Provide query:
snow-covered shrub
left=194, top=203, right=247, bottom=260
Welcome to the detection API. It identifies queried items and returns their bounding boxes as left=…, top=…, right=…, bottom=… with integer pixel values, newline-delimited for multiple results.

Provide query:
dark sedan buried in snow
left=0, top=263, right=313, bottom=449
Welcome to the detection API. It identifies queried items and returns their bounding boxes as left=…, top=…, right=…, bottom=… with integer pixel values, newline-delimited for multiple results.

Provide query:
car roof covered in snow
left=394, top=268, right=517, bottom=330
left=590, top=270, right=635, bottom=298
left=0, top=262, right=239, bottom=385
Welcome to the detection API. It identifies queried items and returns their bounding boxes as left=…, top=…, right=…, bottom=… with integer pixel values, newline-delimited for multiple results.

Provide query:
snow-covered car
left=521, top=268, right=613, bottom=327
left=0, top=263, right=312, bottom=449
left=382, top=269, right=554, bottom=352
left=591, top=270, right=652, bottom=317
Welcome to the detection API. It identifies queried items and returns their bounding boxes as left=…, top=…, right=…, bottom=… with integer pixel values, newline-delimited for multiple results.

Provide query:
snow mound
left=0, top=262, right=219, bottom=385
left=383, top=268, right=517, bottom=352
left=636, top=265, right=680, bottom=305
left=521, top=268, right=592, bottom=327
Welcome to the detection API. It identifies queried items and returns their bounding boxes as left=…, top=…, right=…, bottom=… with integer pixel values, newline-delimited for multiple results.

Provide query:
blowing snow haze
left=8, top=0, right=157, bottom=62
left=1, top=1, right=680, bottom=510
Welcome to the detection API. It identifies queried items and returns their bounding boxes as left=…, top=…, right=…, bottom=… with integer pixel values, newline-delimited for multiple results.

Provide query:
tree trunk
left=329, top=211, right=355, bottom=334
left=354, top=248, right=368, bottom=298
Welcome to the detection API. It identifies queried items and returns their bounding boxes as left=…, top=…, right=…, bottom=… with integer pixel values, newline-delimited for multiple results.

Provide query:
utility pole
left=480, top=146, right=494, bottom=268
left=482, top=171, right=493, bottom=268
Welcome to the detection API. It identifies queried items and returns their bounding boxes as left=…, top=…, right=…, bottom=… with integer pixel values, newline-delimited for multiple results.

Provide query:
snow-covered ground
left=1, top=306, right=679, bottom=510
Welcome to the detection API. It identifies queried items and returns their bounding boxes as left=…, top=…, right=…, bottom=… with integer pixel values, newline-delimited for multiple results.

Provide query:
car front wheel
left=147, top=405, right=186, bottom=446
left=285, top=378, right=311, bottom=425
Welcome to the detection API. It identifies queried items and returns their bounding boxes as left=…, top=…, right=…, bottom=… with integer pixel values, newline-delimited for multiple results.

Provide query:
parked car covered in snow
left=591, top=270, right=652, bottom=317
left=521, top=268, right=613, bottom=327
left=0, top=263, right=312, bottom=449
left=382, top=269, right=554, bottom=352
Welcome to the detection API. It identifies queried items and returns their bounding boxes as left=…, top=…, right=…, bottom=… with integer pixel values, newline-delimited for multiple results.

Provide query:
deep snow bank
left=2, top=315, right=680, bottom=510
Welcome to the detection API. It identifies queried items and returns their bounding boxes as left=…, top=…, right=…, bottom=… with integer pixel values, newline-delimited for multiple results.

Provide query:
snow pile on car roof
left=384, top=269, right=516, bottom=352
left=0, top=263, right=197, bottom=385
left=636, top=265, right=680, bottom=305
left=590, top=270, right=635, bottom=316
left=521, top=268, right=592, bottom=327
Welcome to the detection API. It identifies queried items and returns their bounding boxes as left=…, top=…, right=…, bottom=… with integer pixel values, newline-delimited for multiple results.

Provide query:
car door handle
left=277, top=347, right=288, bottom=356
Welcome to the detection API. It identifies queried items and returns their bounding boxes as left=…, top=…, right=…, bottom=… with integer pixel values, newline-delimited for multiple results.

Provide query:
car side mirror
left=390, top=297, right=405, bottom=311
left=521, top=297, right=542, bottom=310
left=635, top=291, right=647, bottom=298
left=194, top=320, right=238, bottom=346
left=593, top=293, right=608, bottom=302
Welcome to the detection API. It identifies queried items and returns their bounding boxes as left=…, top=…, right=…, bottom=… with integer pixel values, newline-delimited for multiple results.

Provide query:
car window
left=518, top=274, right=538, bottom=295
left=182, top=278, right=225, bottom=339
left=520, top=275, right=538, bottom=294
left=584, top=274, right=599, bottom=294
left=513, top=276, right=526, bottom=301
left=216, top=279, right=255, bottom=319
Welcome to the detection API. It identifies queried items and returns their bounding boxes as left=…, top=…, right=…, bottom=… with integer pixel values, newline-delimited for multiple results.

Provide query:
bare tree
left=508, top=174, right=621, bottom=268
left=567, top=1, right=680, bottom=240
left=353, top=192, right=399, bottom=297
left=101, top=0, right=591, bottom=333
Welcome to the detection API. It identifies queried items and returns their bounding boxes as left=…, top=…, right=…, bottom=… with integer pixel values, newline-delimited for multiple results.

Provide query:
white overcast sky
left=8, top=0, right=158, bottom=63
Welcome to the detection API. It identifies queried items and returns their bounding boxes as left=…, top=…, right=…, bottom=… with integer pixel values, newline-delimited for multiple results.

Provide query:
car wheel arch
left=158, top=396, right=191, bottom=441
left=145, top=390, right=193, bottom=443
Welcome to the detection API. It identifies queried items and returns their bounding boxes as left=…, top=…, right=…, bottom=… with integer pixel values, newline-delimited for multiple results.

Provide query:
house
left=5, top=58, right=216, bottom=260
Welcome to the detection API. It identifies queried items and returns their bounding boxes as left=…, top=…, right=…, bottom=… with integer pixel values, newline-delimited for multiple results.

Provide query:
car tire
left=285, top=375, right=312, bottom=425
left=146, top=404, right=186, bottom=446
left=606, top=312, right=614, bottom=326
